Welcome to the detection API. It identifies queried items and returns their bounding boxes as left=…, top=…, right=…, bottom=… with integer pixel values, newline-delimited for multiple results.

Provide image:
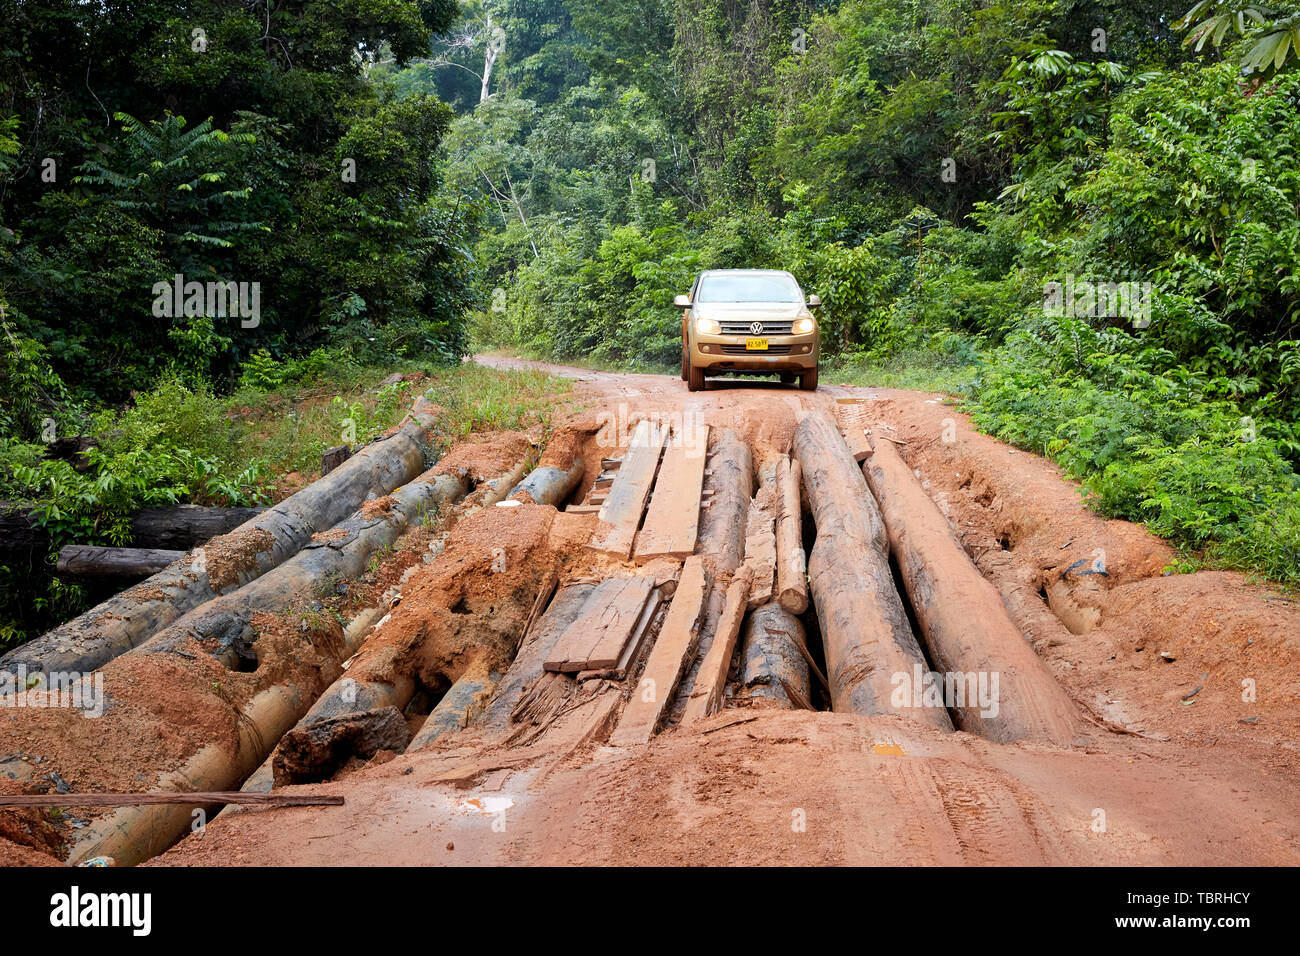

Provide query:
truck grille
left=720, top=343, right=793, bottom=355
left=719, top=321, right=794, bottom=335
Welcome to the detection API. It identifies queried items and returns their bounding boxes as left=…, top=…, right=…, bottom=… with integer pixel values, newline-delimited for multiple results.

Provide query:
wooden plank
left=565, top=504, right=603, bottom=514
left=583, top=576, right=656, bottom=670
left=575, top=588, right=664, bottom=681
left=0, top=792, right=344, bottom=808
left=742, top=463, right=778, bottom=610
left=543, top=576, right=655, bottom=673
left=610, top=589, right=662, bottom=677
left=633, top=425, right=710, bottom=563
left=608, top=557, right=711, bottom=746
left=542, top=578, right=633, bottom=671
left=682, top=565, right=753, bottom=724
left=589, top=420, right=669, bottom=559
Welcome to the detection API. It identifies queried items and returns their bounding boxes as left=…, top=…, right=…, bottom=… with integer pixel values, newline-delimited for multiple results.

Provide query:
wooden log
left=1, top=397, right=440, bottom=678
left=61, top=465, right=476, bottom=867
left=792, top=411, right=951, bottom=729
left=130, top=504, right=268, bottom=550
left=696, top=429, right=751, bottom=574
left=142, top=469, right=468, bottom=671
left=0, top=503, right=269, bottom=556
left=775, top=457, right=808, bottom=614
left=633, top=425, right=710, bottom=562
left=740, top=602, right=811, bottom=709
left=742, top=458, right=779, bottom=610
left=609, top=556, right=711, bottom=746
left=56, top=545, right=185, bottom=581
left=0, top=792, right=343, bottom=808
left=406, top=668, right=500, bottom=750
left=863, top=436, right=1083, bottom=744
left=682, top=565, right=753, bottom=723
left=508, top=455, right=585, bottom=506
left=321, top=444, right=353, bottom=476
left=0, top=504, right=269, bottom=559
left=239, top=604, right=399, bottom=795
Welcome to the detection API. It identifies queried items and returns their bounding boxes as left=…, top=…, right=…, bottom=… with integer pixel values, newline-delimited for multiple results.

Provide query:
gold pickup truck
left=677, top=269, right=820, bottom=392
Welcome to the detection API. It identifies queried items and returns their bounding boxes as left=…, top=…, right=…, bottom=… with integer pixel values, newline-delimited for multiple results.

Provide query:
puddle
left=458, top=796, right=514, bottom=814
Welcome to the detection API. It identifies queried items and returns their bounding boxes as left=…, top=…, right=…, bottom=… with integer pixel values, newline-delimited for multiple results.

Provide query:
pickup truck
left=677, top=269, right=820, bottom=392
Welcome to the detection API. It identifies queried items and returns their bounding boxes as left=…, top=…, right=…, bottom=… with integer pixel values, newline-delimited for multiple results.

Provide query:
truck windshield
left=696, top=274, right=803, bottom=304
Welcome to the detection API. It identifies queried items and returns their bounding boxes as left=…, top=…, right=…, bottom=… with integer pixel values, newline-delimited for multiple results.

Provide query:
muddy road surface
left=8, top=357, right=1299, bottom=867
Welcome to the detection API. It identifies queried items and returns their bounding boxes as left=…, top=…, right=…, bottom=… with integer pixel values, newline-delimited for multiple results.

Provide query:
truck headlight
left=792, top=317, right=816, bottom=335
left=695, top=317, right=721, bottom=335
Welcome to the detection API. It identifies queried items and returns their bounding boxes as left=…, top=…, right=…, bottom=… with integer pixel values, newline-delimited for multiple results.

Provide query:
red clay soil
left=9, top=363, right=1300, bottom=866
left=344, top=502, right=561, bottom=692
left=430, top=429, right=533, bottom=482
left=0, top=429, right=543, bottom=864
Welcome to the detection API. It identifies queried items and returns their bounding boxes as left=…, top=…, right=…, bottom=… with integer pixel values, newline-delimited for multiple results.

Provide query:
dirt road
left=23, top=357, right=1300, bottom=867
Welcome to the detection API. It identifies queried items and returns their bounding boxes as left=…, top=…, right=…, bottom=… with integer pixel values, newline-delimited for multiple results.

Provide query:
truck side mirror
left=674, top=294, right=691, bottom=308
left=807, top=294, right=821, bottom=307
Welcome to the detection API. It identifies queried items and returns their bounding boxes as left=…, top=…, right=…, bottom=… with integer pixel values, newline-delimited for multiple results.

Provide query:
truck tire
left=688, top=360, right=706, bottom=392
left=681, top=342, right=689, bottom=381
left=799, top=367, right=818, bottom=391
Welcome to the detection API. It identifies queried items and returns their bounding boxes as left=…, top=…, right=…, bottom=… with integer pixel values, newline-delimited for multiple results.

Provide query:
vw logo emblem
left=749, top=322, right=763, bottom=335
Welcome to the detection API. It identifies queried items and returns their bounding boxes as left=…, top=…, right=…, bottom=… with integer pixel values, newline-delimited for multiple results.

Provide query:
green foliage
left=418, top=0, right=1300, bottom=590
left=2, top=0, right=471, bottom=400
left=971, top=316, right=1300, bottom=586
left=1176, top=2, right=1300, bottom=77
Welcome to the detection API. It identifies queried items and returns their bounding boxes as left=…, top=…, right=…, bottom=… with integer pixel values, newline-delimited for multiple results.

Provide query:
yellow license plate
left=745, top=337, right=769, bottom=351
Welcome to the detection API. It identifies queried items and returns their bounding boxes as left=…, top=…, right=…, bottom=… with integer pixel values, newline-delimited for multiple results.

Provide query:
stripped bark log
left=1, top=398, right=439, bottom=678
left=862, top=436, right=1083, bottom=744
left=507, top=455, right=584, bottom=506
left=793, top=411, right=951, bottom=729
left=406, top=663, right=499, bottom=751
left=142, top=470, right=467, bottom=670
left=775, top=457, right=808, bottom=614
left=243, top=450, right=538, bottom=792
left=63, top=467, right=465, bottom=866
